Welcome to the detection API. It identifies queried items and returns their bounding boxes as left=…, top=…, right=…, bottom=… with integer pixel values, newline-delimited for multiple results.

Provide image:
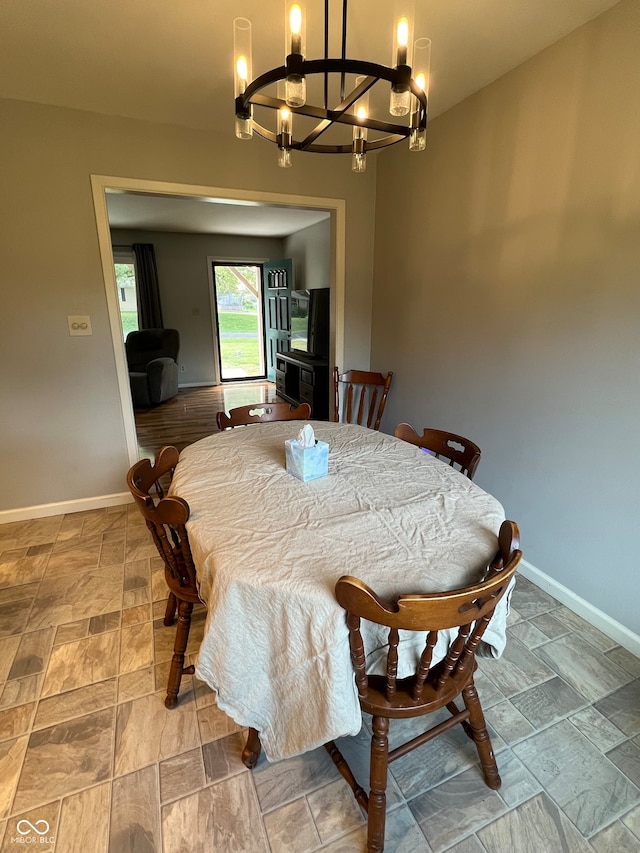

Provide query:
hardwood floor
left=134, top=382, right=281, bottom=459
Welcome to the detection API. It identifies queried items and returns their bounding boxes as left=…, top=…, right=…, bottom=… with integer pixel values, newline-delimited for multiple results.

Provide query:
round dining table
left=170, top=420, right=509, bottom=761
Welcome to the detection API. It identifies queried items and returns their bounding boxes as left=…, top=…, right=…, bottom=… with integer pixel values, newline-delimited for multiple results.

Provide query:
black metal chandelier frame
left=234, top=1, right=428, bottom=154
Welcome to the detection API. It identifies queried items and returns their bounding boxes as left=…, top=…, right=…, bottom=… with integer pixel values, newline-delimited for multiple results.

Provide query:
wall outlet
left=180, top=364, right=185, bottom=371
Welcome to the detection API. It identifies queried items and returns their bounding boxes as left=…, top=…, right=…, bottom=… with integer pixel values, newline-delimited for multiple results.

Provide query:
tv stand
left=275, top=351, right=329, bottom=420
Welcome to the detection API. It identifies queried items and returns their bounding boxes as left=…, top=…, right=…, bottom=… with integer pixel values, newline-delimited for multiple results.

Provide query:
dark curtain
left=133, top=243, right=164, bottom=329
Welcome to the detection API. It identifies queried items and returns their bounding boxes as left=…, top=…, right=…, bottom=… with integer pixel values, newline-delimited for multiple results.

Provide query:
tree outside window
left=114, top=257, right=139, bottom=339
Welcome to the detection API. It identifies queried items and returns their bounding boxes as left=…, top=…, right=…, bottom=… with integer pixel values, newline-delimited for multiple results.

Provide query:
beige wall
left=371, top=0, right=640, bottom=634
left=0, top=99, right=376, bottom=511
left=284, top=219, right=331, bottom=292
left=111, top=228, right=286, bottom=385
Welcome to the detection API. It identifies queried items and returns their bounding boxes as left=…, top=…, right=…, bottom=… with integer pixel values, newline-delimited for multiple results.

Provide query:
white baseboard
left=0, top=492, right=133, bottom=524
left=520, top=558, right=640, bottom=658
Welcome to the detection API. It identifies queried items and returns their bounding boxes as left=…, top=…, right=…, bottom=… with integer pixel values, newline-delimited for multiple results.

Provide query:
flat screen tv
left=290, top=288, right=330, bottom=358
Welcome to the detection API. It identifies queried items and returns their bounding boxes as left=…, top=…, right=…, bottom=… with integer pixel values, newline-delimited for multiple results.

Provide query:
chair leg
left=163, top=592, right=177, bottom=626
left=446, top=699, right=474, bottom=740
left=367, top=716, right=389, bottom=853
left=242, top=727, right=262, bottom=769
left=165, top=599, right=194, bottom=709
left=462, top=681, right=501, bottom=789
left=325, top=741, right=369, bottom=812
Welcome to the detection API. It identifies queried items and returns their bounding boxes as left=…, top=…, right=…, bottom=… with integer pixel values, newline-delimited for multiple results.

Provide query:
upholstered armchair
left=125, top=328, right=180, bottom=408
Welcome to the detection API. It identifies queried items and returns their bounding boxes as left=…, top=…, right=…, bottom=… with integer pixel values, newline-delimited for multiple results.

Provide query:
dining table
left=169, top=420, right=511, bottom=762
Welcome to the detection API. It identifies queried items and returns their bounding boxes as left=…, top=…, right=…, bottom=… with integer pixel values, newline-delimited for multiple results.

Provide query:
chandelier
left=233, top=1, right=431, bottom=172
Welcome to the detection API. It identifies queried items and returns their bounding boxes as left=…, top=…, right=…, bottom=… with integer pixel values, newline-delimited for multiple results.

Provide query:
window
left=113, top=249, right=138, bottom=339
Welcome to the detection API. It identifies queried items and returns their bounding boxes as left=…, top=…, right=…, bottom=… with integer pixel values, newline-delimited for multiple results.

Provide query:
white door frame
left=91, top=174, right=346, bottom=467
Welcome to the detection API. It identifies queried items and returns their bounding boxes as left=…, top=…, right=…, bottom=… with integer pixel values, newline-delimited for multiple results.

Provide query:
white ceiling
left=1, top=0, right=620, bottom=127
left=107, top=192, right=331, bottom=238
left=2, top=0, right=620, bottom=236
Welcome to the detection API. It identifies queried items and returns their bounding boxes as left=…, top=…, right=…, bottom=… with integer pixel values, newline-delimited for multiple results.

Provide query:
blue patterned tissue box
left=285, top=439, right=329, bottom=481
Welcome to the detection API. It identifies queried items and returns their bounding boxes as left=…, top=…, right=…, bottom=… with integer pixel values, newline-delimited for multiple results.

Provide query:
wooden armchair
left=216, top=401, right=311, bottom=430
left=126, top=446, right=202, bottom=709
left=394, top=422, right=482, bottom=480
left=333, top=368, right=393, bottom=431
left=325, top=520, right=521, bottom=853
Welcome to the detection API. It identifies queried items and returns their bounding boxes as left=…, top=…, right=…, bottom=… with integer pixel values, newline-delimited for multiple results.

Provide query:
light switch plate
left=67, top=315, right=92, bottom=336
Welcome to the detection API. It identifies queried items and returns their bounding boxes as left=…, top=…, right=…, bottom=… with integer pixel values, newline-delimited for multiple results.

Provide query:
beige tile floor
left=1, top=508, right=639, bottom=852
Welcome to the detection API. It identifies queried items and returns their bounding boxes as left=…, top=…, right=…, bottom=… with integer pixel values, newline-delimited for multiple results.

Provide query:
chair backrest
left=216, top=401, right=312, bottom=430
left=126, top=446, right=197, bottom=594
left=394, top=423, right=482, bottom=480
left=333, top=368, right=393, bottom=431
left=335, top=520, right=520, bottom=712
left=125, top=328, right=180, bottom=371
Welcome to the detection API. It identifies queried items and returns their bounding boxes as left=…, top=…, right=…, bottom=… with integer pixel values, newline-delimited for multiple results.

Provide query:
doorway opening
left=92, top=175, right=346, bottom=467
left=211, top=263, right=266, bottom=380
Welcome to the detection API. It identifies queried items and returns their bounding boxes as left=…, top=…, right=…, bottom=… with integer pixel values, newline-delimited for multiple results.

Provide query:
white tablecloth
left=170, top=421, right=509, bottom=761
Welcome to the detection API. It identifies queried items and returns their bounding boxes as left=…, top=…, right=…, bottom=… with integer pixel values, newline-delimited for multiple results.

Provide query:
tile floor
left=1, top=508, right=639, bottom=852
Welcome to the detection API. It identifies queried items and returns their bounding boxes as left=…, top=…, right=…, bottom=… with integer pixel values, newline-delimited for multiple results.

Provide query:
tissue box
left=285, top=439, right=329, bottom=482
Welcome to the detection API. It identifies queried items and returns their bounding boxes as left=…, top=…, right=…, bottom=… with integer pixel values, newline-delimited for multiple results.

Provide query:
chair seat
left=359, top=665, right=474, bottom=718
left=163, top=566, right=202, bottom=604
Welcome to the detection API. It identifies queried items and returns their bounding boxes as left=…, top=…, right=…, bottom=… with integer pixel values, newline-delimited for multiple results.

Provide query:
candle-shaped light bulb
left=278, top=107, right=293, bottom=167
left=279, top=107, right=292, bottom=135
left=236, top=57, right=248, bottom=91
left=285, top=1, right=306, bottom=106
left=390, top=14, right=411, bottom=115
left=396, top=17, right=409, bottom=65
left=353, top=77, right=370, bottom=137
left=235, top=56, right=251, bottom=137
left=290, top=4, right=303, bottom=54
left=352, top=93, right=368, bottom=172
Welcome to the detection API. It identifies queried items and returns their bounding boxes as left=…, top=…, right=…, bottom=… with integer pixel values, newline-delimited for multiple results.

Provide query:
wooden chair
left=333, top=368, right=393, bottom=431
left=394, top=422, right=482, bottom=480
left=325, top=520, right=521, bottom=853
left=216, top=401, right=311, bottom=430
left=126, top=446, right=202, bottom=709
